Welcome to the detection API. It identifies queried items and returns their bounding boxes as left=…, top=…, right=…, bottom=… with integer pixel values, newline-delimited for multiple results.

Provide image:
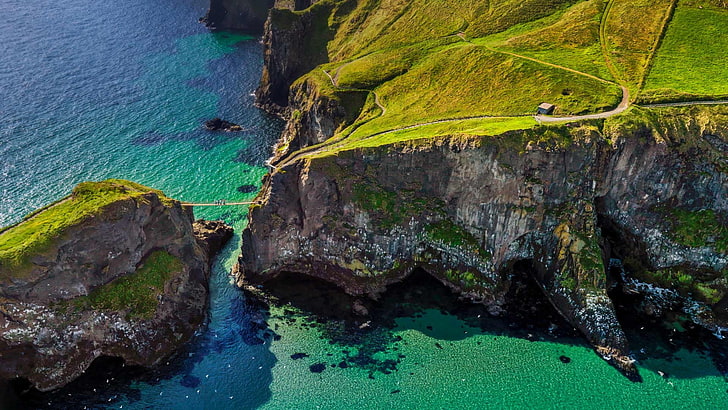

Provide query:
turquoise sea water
left=1, top=0, right=727, bottom=408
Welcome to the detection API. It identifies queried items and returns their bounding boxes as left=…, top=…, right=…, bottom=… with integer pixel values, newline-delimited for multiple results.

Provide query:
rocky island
left=226, top=0, right=728, bottom=380
left=0, top=180, right=232, bottom=391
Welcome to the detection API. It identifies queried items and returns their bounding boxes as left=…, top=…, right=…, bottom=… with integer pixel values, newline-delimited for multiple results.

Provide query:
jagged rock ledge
left=0, top=180, right=233, bottom=392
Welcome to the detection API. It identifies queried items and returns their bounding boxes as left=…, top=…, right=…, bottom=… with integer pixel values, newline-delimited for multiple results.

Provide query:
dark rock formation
left=0, top=181, right=232, bottom=391
left=255, top=2, right=335, bottom=113
left=193, top=219, right=234, bottom=255
left=204, top=117, right=243, bottom=132
left=237, top=107, right=728, bottom=378
left=201, top=0, right=318, bottom=33
left=201, top=0, right=275, bottom=32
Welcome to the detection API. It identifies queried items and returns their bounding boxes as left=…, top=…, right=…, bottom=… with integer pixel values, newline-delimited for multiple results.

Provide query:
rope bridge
left=180, top=201, right=255, bottom=207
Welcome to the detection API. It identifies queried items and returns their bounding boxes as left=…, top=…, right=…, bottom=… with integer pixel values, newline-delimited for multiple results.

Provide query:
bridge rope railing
left=179, top=201, right=255, bottom=207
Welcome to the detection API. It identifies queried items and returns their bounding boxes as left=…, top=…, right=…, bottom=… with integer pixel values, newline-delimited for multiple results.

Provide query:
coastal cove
left=1, top=0, right=728, bottom=409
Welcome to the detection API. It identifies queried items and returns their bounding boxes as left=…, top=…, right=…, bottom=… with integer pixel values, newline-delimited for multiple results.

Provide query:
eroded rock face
left=201, top=0, right=276, bottom=32
left=0, top=187, right=232, bottom=391
left=201, top=0, right=319, bottom=35
left=255, top=3, right=334, bottom=113
left=238, top=110, right=728, bottom=377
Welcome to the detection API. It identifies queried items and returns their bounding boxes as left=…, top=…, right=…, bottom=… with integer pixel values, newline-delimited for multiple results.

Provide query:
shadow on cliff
left=612, top=289, right=728, bottom=381
left=599, top=214, right=728, bottom=381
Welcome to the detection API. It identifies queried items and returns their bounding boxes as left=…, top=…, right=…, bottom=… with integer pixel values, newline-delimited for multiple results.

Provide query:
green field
left=311, top=117, right=538, bottom=157
left=642, top=5, right=728, bottom=102
left=0, top=180, right=172, bottom=279
left=278, top=0, right=728, bottom=157
left=479, top=0, right=613, bottom=81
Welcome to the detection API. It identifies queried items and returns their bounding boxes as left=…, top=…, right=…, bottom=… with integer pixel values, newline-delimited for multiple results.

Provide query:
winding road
left=268, top=10, right=728, bottom=171
left=537, top=86, right=630, bottom=123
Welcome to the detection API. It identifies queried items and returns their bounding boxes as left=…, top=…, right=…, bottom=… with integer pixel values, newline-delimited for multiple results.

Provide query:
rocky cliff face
left=202, top=0, right=275, bottom=32
left=201, top=0, right=318, bottom=33
left=0, top=181, right=233, bottom=391
left=255, top=3, right=333, bottom=112
left=238, top=107, right=728, bottom=378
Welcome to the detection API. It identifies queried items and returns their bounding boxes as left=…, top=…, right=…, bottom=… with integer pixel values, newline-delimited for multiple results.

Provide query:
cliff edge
left=238, top=107, right=728, bottom=378
left=0, top=180, right=233, bottom=391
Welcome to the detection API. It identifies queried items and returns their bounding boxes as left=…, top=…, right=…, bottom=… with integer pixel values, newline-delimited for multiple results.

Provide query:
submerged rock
left=309, top=363, right=326, bottom=373
left=237, top=184, right=258, bottom=194
left=204, top=117, right=243, bottom=132
left=0, top=180, right=232, bottom=391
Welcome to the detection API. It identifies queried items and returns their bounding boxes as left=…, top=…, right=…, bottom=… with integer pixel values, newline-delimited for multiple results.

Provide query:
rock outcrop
left=201, top=0, right=275, bottom=32
left=0, top=180, right=233, bottom=391
left=238, top=106, right=728, bottom=378
left=255, top=3, right=334, bottom=112
left=204, top=117, right=243, bottom=132
left=201, top=0, right=318, bottom=33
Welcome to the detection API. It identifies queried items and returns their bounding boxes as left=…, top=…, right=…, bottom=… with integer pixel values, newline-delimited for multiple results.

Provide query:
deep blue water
left=2, top=0, right=728, bottom=408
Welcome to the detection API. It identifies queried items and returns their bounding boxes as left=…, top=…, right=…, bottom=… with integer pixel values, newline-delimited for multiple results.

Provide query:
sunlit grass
left=642, top=5, right=728, bottom=102
left=0, top=180, right=172, bottom=279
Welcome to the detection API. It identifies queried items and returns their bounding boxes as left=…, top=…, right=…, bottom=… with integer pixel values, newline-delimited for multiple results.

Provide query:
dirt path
left=599, top=0, right=620, bottom=83
left=537, top=86, right=630, bottom=122
left=322, top=69, right=386, bottom=114
left=482, top=45, right=615, bottom=85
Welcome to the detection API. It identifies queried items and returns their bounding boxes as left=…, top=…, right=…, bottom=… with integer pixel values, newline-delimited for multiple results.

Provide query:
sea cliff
left=234, top=1, right=728, bottom=380
left=0, top=180, right=232, bottom=391
left=202, top=0, right=318, bottom=32
left=238, top=106, right=728, bottom=377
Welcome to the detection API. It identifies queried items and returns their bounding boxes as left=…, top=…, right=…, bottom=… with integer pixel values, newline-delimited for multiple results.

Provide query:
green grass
left=72, top=250, right=183, bottom=319
left=603, top=0, right=675, bottom=91
left=480, top=0, right=614, bottom=81
left=313, top=117, right=537, bottom=156
left=425, top=219, right=491, bottom=260
left=338, top=44, right=619, bottom=138
left=668, top=208, right=728, bottom=254
left=642, top=5, right=728, bottom=102
left=0, top=179, right=173, bottom=278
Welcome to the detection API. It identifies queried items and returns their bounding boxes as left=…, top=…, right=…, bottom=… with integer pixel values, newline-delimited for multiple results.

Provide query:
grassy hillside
left=481, top=0, right=612, bottom=81
left=601, top=0, right=675, bottom=91
left=641, top=3, right=728, bottom=102
left=279, top=0, right=728, bottom=156
left=0, top=180, right=173, bottom=277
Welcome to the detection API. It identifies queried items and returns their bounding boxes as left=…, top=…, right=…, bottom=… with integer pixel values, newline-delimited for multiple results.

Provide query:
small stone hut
left=537, top=103, right=555, bottom=115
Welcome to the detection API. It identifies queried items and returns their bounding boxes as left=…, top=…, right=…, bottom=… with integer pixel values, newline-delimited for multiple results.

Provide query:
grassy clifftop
left=275, top=0, right=728, bottom=156
left=0, top=180, right=175, bottom=275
